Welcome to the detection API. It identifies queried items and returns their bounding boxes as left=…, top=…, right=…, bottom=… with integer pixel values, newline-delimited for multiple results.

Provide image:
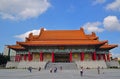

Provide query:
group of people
left=80, top=66, right=101, bottom=77
left=50, top=67, right=57, bottom=73
left=50, top=66, right=62, bottom=73
left=27, top=67, right=41, bottom=73
left=27, top=66, right=101, bottom=76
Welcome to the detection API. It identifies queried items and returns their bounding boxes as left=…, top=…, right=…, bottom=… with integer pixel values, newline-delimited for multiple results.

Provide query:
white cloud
left=93, top=0, right=106, bottom=5
left=82, top=16, right=120, bottom=32
left=106, top=0, right=120, bottom=11
left=15, top=29, right=40, bottom=41
left=112, top=53, right=120, bottom=58
left=82, top=22, right=104, bottom=33
left=15, top=28, right=47, bottom=41
left=0, top=0, right=50, bottom=20
left=103, top=16, right=120, bottom=31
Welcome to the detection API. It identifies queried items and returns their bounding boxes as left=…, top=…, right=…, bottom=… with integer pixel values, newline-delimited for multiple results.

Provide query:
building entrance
left=54, top=53, right=70, bottom=62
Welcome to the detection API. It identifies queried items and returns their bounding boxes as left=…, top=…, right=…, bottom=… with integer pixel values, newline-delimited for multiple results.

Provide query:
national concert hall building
left=7, top=28, right=118, bottom=69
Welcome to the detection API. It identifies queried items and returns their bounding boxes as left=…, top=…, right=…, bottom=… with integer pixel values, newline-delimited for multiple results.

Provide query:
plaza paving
left=0, top=69, right=120, bottom=79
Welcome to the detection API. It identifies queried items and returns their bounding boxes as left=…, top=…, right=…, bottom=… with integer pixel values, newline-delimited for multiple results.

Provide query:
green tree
left=118, top=60, right=120, bottom=64
left=0, top=53, right=10, bottom=66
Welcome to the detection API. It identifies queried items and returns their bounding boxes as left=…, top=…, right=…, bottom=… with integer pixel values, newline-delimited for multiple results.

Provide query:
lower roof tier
left=18, top=40, right=107, bottom=46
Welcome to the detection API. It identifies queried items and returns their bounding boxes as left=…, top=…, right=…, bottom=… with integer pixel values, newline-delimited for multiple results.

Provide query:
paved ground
left=0, top=69, right=120, bottom=79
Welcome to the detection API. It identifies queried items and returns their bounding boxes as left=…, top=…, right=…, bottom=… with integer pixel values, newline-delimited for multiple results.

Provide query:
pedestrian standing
left=97, top=66, right=100, bottom=74
left=50, top=67, right=52, bottom=73
left=80, top=67, right=83, bottom=77
left=60, top=66, right=62, bottom=71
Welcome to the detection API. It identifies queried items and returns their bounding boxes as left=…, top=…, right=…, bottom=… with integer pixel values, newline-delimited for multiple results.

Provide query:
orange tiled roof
left=8, top=45, right=25, bottom=50
left=100, top=44, right=118, bottom=49
left=8, top=27, right=118, bottom=50
left=18, top=40, right=107, bottom=46
left=25, top=28, right=98, bottom=41
left=86, top=32, right=98, bottom=40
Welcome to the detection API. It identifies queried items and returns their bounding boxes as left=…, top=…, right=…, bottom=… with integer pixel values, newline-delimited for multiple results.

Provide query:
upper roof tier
left=26, top=28, right=98, bottom=41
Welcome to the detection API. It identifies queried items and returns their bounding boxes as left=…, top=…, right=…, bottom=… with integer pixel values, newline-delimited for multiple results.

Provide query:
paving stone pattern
left=0, top=69, right=120, bottom=79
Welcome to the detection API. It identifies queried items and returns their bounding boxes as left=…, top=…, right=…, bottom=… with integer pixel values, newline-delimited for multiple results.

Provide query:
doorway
left=54, top=53, right=70, bottom=62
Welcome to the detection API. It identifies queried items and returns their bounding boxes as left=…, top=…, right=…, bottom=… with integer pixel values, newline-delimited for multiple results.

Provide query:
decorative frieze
left=96, top=50, right=109, bottom=54
left=16, top=50, right=28, bottom=54
left=28, top=47, right=95, bottom=53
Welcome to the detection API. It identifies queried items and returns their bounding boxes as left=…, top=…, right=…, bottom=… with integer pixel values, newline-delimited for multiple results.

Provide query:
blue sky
left=0, top=0, right=120, bottom=57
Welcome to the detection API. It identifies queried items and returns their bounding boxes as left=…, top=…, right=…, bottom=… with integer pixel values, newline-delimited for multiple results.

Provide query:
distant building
left=118, top=57, right=120, bottom=61
left=3, top=45, right=16, bottom=61
left=113, top=57, right=120, bottom=61
left=4, top=45, right=16, bottom=56
left=3, top=45, right=9, bottom=56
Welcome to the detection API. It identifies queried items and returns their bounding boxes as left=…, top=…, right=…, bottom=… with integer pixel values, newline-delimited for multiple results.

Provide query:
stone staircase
left=17, top=61, right=46, bottom=69
left=76, top=60, right=107, bottom=69
left=6, top=61, right=46, bottom=69
left=45, top=62, right=78, bottom=70
left=7, top=60, right=119, bottom=69
left=6, top=61, right=19, bottom=68
left=106, top=60, right=120, bottom=68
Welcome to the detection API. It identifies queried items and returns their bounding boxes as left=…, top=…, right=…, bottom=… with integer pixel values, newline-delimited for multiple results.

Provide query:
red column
left=52, top=52, right=55, bottom=62
left=17, top=55, right=20, bottom=62
left=28, top=52, right=31, bottom=61
left=15, top=54, right=19, bottom=62
left=40, top=52, right=43, bottom=61
left=24, top=54, right=27, bottom=61
left=98, top=54, right=101, bottom=60
left=31, top=54, right=33, bottom=61
left=69, top=51, right=72, bottom=62
left=103, top=54, right=106, bottom=61
left=17, top=54, right=20, bottom=62
left=15, top=54, right=17, bottom=62
left=107, top=53, right=110, bottom=61
left=80, top=52, right=84, bottom=61
left=93, top=52, right=96, bottom=61
left=19, top=55, right=22, bottom=61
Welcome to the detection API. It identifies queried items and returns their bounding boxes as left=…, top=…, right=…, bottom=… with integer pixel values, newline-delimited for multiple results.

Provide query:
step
left=45, top=62, right=77, bottom=70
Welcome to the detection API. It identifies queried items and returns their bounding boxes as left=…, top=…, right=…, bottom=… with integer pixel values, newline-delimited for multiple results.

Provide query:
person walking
left=38, top=67, right=41, bottom=71
left=28, top=67, right=32, bottom=73
left=54, top=67, right=57, bottom=73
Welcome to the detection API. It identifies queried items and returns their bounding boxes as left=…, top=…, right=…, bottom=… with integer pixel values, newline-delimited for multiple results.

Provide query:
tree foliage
left=118, top=60, right=120, bottom=64
left=0, top=53, right=10, bottom=65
